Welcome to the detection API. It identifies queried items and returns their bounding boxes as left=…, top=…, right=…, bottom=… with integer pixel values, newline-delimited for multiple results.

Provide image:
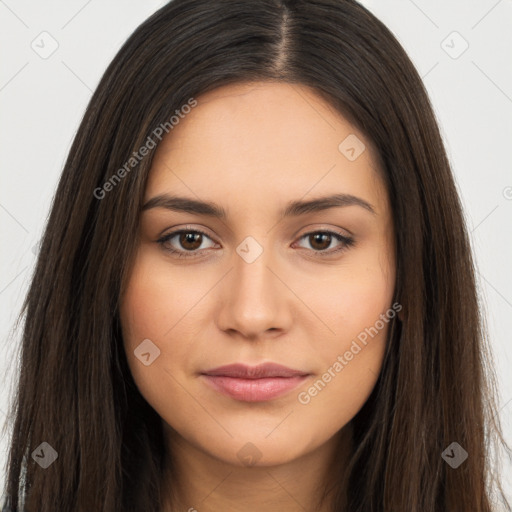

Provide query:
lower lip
left=201, top=375, right=309, bottom=402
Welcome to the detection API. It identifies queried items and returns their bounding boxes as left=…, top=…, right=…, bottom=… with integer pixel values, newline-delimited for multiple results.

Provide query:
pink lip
left=200, top=363, right=310, bottom=402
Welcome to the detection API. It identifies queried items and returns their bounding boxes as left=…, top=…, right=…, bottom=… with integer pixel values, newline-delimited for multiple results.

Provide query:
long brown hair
left=2, top=0, right=510, bottom=510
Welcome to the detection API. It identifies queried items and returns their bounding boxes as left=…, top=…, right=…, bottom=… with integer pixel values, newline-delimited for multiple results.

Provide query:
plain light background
left=1, top=0, right=511, bottom=505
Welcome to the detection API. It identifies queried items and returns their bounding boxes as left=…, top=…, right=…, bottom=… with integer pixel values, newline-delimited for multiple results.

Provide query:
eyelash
left=156, top=226, right=355, bottom=259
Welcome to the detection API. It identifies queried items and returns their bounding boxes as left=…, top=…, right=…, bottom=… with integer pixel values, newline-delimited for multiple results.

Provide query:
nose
left=216, top=243, right=294, bottom=340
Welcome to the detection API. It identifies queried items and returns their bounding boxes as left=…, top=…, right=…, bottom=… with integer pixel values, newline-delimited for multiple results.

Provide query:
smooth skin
left=120, top=81, right=396, bottom=512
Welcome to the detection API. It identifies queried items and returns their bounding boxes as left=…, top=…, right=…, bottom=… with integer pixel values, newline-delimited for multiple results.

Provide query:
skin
left=120, top=81, right=396, bottom=512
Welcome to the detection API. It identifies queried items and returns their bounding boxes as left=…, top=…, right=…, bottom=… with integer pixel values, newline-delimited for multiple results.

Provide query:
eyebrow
left=142, top=193, right=376, bottom=218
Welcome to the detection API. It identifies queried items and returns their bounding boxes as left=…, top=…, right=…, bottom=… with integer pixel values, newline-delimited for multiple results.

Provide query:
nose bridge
left=217, top=234, right=288, bottom=336
left=235, top=243, right=273, bottom=299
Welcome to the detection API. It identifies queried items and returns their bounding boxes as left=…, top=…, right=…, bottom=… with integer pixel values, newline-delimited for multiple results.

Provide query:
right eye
left=157, top=227, right=218, bottom=258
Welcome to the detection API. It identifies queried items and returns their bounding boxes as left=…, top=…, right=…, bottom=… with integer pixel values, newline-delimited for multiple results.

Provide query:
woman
left=2, top=0, right=510, bottom=510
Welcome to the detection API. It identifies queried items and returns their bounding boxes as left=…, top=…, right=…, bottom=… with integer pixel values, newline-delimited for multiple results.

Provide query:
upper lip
left=201, top=363, right=310, bottom=379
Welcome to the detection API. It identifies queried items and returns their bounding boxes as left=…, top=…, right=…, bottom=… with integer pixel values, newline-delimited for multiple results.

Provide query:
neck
left=160, top=422, right=353, bottom=512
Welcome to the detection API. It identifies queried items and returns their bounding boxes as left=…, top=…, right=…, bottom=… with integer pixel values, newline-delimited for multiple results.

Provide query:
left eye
left=294, top=231, right=354, bottom=254
left=157, top=228, right=354, bottom=258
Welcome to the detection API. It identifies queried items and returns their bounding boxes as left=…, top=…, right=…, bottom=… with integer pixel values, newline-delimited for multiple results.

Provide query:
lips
left=200, top=363, right=310, bottom=402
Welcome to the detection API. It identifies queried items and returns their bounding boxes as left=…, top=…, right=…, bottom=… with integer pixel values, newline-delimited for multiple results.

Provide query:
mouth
left=200, top=362, right=311, bottom=402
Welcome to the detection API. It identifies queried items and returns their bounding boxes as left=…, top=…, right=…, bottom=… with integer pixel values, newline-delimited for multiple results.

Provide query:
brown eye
left=179, top=232, right=203, bottom=251
left=157, top=228, right=216, bottom=257
left=308, top=233, right=333, bottom=251
left=295, top=230, right=355, bottom=256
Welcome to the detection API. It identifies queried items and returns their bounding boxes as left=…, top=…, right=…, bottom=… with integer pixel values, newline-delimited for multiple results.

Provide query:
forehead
left=145, top=81, right=387, bottom=218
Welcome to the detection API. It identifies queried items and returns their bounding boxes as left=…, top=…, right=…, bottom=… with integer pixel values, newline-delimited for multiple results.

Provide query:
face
left=120, top=81, right=396, bottom=467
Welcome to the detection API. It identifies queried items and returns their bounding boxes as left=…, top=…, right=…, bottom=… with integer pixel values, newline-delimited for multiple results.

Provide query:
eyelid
left=294, top=223, right=353, bottom=239
left=156, top=224, right=215, bottom=240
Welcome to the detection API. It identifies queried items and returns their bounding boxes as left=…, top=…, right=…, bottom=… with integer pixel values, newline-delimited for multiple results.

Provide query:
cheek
left=295, top=249, right=394, bottom=419
left=119, top=249, right=193, bottom=397
left=307, top=246, right=395, bottom=351
left=120, top=242, right=217, bottom=371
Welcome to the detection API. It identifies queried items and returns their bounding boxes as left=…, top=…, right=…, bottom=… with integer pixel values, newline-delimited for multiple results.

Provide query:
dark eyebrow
left=142, top=193, right=376, bottom=218
left=281, top=193, right=376, bottom=217
left=142, top=195, right=229, bottom=217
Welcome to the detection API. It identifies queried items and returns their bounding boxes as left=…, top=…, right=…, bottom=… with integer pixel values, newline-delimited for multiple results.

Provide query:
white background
left=1, top=0, right=511, bottom=505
